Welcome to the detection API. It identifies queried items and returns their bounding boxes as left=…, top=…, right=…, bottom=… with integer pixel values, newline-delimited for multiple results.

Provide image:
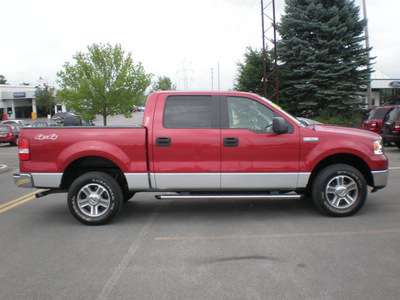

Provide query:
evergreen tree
left=0, top=75, right=7, bottom=84
left=277, top=0, right=371, bottom=118
left=234, top=47, right=275, bottom=97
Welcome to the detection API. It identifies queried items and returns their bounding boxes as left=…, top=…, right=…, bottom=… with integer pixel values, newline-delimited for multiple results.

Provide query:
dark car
left=380, top=105, right=400, bottom=148
left=0, top=124, right=20, bottom=146
left=32, top=120, right=59, bottom=127
left=361, top=106, right=396, bottom=133
left=63, top=115, right=95, bottom=126
left=52, top=112, right=76, bottom=123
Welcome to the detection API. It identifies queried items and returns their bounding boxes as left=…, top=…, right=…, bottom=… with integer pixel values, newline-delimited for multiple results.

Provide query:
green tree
left=277, top=0, right=372, bottom=118
left=0, top=75, right=7, bottom=84
left=35, top=85, right=57, bottom=115
left=57, top=43, right=152, bottom=125
left=151, top=76, right=176, bottom=92
left=234, top=47, right=275, bottom=97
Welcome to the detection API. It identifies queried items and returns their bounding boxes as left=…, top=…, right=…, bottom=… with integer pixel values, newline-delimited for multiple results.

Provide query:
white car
left=1, top=120, right=31, bottom=127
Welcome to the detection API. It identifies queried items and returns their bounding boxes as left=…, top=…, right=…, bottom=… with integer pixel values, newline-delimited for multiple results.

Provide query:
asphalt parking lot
left=0, top=118, right=399, bottom=299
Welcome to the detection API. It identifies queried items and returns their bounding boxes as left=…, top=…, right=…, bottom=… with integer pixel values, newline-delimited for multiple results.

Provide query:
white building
left=0, top=85, right=37, bottom=120
left=366, top=69, right=400, bottom=106
left=0, top=84, right=64, bottom=120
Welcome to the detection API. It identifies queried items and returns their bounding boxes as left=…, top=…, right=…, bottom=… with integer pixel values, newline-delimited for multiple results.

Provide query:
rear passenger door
left=151, top=94, right=221, bottom=190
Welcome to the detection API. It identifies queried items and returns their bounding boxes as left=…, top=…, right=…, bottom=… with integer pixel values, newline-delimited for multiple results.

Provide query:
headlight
left=373, top=139, right=384, bottom=155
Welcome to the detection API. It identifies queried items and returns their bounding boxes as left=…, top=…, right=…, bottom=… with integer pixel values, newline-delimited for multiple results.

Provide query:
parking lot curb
left=0, top=164, right=9, bottom=173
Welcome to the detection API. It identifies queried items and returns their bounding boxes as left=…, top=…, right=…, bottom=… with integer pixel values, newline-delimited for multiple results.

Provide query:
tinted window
left=163, top=96, right=212, bottom=128
left=227, top=97, right=276, bottom=132
left=385, top=107, right=400, bottom=122
left=373, top=108, right=392, bottom=119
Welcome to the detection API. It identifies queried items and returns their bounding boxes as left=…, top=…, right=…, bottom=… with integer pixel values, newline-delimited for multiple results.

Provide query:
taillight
left=394, top=122, right=400, bottom=131
left=18, top=138, right=30, bottom=161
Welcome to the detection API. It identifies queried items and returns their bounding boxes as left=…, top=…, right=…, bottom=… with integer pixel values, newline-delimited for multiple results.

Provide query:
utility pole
left=362, top=0, right=373, bottom=108
left=261, top=0, right=279, bottom=105
left=211, top=68, right=214, bottom=91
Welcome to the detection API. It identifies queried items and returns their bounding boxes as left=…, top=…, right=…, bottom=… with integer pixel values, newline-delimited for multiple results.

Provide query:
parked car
left=1, top=119, right=31, bottom=127
left=380, top=105, right=400, bottom=148
left=361, top=105, right=396, bottom=133
left=52, top=112, right=76, bottom=123
left=0, top=124, right=20, bottom=146
left=32, top=120, right=59, bottom=127
left=63, top=115, right=95, bottom=126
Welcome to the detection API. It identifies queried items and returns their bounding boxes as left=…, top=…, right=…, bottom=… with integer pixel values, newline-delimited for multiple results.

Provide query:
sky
left=1, top=0, right=399, bottom=91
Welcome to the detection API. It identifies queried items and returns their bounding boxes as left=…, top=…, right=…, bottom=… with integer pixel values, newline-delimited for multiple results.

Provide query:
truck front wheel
left=68, top=172, right=123, bottom=225
left=312, top=164, right=367, bottom=217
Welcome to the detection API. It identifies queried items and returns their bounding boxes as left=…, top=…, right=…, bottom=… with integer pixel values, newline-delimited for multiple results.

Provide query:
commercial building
left=0, top=85, right=63, bottom=120
left=365, top=69, right=400, bottom=106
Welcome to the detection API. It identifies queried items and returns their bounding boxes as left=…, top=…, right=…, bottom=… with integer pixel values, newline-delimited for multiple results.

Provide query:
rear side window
left=373, top=108, right=392, bottom=119
left=384, top=107, right=400, bottom=122
left=163, top=96, right=212, bottom=128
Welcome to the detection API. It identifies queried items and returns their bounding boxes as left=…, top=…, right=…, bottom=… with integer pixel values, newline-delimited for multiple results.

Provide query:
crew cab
left=13, top=91, right=388, bottom=225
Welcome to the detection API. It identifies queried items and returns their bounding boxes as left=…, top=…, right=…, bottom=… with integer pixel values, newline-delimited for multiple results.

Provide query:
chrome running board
left=155, top=193, right=302, bottom=200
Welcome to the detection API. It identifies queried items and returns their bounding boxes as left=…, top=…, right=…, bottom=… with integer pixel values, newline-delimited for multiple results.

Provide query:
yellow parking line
left=0, top=190, right=44, bottom=214
left=389, top=167, right=400, bottom=170
left=155, top=228, right=400, bottom=241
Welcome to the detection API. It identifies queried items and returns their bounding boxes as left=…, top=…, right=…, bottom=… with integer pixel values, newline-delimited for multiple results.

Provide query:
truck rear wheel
left=312, top=164, right=367, bottom=217
left=68, top=172, right=123, bottom=225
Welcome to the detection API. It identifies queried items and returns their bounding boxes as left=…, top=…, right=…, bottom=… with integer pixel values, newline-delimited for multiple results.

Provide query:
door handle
left=156, top=137, right=171, bottom=147
left=223, top=137, right=239, bottom=147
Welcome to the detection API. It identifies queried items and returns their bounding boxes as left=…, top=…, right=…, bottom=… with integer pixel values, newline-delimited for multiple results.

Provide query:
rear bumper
left=371, top=169, right=388, bottom=188
left=13, top=173, right=34, bottom=188
left=13, top=173, right=62, bottom=188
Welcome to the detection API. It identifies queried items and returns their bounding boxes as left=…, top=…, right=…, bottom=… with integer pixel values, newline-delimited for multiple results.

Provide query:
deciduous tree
left=57, top=43, right=152, bottom=125
left=35, top=85, right=57, bottom=115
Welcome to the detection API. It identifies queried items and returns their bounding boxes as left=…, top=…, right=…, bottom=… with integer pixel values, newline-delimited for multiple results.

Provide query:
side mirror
left=273, top=117, right=289, bottom=134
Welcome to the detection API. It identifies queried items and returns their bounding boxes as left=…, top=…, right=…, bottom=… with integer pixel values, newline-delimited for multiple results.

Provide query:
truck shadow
left=118, top=195, right=318, bottom=224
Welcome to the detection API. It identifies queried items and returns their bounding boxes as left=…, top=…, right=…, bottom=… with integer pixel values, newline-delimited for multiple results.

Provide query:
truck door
left=220, top=96, right=301, bottom=190
left=151, top=94, right=221, bottom=190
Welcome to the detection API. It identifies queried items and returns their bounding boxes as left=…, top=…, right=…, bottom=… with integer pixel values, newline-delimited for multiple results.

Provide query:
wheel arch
left=61, top=156, right=128, bottom=192
left=307, top=153, right=373, bottom=190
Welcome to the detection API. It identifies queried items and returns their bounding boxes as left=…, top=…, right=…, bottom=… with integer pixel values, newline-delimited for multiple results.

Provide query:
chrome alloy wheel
left=325, top=175, right=358, bottom=209
left=77, top=183, right=111, bottom=217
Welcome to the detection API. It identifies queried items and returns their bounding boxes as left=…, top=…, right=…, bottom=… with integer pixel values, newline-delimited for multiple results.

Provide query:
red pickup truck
left=13, top=91, right=388, bottom=225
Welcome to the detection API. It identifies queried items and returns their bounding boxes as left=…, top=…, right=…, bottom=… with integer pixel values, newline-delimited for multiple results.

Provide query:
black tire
left=312, top=164, right=367, bottom=217
left=395, top=142, right=400, bottom=149
left=68, top=172, right=123, bottom=225
left=11, top=136, right=18, bottom=146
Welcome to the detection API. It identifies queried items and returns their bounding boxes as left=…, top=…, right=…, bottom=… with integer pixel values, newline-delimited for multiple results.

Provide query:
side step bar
left=155, top=194, right=303, bottom=200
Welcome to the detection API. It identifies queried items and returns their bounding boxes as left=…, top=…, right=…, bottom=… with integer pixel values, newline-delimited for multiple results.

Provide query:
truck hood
left=305, top=124, right=381, bottom=141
